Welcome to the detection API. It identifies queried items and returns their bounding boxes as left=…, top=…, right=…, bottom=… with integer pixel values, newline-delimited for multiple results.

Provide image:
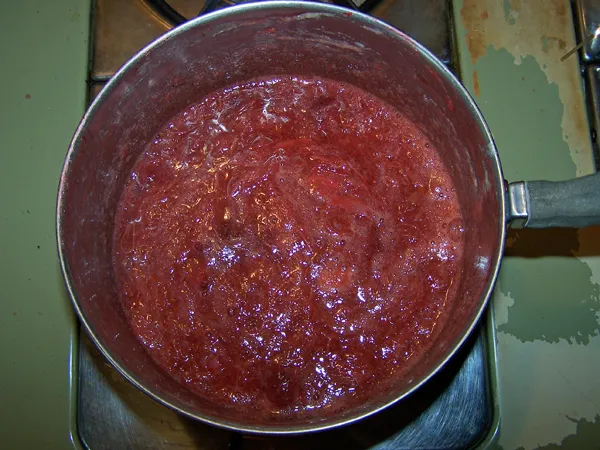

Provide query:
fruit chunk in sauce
left=114, top=76, right=464, bottom=419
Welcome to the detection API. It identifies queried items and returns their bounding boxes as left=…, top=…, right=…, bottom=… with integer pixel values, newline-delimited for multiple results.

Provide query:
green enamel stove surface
left=455, top=1, right=600, bottom=449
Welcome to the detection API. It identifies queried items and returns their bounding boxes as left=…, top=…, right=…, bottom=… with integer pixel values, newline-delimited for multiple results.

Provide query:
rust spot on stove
left=461, top=0, right=571, bottom=67
left=460, top=0, right=488, bottom=65
left=502, top=0, right=521, bottom=25
left=552, top=0, right=568, bottom=30
left=564, top=68, right=589, bottom=149
left=542, top=35, right=569, bottom=53
left=472, top=70, right=480, bottom=96
left=25, top=93, right=31, bottom=99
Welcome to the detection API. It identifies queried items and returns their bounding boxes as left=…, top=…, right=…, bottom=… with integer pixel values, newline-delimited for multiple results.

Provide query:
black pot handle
left=507, top=172, right=600, bottom=228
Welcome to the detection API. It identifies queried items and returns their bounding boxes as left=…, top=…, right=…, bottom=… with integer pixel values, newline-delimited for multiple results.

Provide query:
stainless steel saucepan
left=57, top=1, right=600, bottom=434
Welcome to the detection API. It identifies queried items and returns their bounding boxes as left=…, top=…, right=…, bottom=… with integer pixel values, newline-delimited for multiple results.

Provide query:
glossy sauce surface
left=114, top=76, right=465, bottom=419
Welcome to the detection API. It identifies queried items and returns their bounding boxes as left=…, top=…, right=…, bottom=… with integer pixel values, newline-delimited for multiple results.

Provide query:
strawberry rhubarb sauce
left=113, top=76, right=465, bottom=418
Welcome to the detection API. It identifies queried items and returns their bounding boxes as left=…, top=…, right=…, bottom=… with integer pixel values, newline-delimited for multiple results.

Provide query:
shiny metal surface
left=82, top=59, right=499, bottom=450
left=78, top=334, right=233, bottom=449
left=507, top=182, right=528, bottom=228
left=91, top=0, right=165, bottom=80
left=574, top=0, right=600, bottom=63
left=83, top=2, right=497, bottom=445
left=585, top=65, right=600, bottom=165
left=91, top=0, right=453, bottom=79
left=371, top=0, right=452, bottom=64
left=78, top=325, right=494, bottom=449
left=91, top=0, right=216, bottom=79
left=60, top=1, right=506, bottom=435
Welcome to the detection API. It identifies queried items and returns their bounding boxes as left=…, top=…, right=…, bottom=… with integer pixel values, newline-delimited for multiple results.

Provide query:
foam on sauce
left=113, top=75, right=465, bottom=419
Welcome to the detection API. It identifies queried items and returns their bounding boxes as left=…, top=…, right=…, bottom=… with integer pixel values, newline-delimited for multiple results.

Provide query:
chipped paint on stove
left=460, top=0, right=592, bottom=175
left=469, top=48, right=600, bottom=345
left=472, top=70, right=480, bottom=96
left=467, top=47, right=577, bottom=181
left=576, top=227, right=600, bottom=290
left=533, top=415, right=600, bottom=449
left=454, top=0, right=600, bottom=448
left=498, top=257, right=600, bottom=344
left=495, top=334, right=600, bottom=449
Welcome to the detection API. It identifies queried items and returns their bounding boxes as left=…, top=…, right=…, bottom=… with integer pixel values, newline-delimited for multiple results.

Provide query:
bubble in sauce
left=448, top=218, right=465, bottom=242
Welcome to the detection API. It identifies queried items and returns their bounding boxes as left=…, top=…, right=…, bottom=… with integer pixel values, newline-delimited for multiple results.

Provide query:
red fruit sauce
left=113, top=75, right=465, bottom=419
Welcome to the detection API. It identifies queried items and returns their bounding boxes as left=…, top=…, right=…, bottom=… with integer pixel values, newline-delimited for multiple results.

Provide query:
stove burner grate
left=145, top=0, right=381, bottom=27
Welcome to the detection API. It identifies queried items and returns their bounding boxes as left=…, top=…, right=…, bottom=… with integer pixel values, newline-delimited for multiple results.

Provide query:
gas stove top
left=78, top=327, right=495, bottom=449
left=89, top=0, right=454, bottom=82
left=78, top=1, right=499, bottom=448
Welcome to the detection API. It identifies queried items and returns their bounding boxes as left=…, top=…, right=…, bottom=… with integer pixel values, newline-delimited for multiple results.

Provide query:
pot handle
left=507, top=172, right=600, bottom=228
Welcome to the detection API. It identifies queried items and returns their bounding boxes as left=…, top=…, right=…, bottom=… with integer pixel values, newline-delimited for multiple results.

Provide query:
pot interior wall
left=59, top=4, right=503, bottom=431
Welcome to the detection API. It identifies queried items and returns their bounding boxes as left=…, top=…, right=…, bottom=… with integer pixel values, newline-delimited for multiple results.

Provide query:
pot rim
left=57, top=0, right=507, bottom=435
